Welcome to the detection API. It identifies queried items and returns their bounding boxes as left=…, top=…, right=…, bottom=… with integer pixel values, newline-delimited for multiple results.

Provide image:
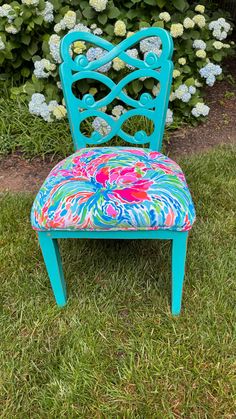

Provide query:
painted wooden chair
left=31, top=28, right=196, bottom=315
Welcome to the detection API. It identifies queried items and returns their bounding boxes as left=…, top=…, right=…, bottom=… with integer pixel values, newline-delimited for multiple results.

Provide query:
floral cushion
left=31, top=147, right=196, bottom=231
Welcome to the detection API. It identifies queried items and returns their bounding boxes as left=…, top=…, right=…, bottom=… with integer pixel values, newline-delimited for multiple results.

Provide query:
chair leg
left=37, top=232, right=67, bottom=307
left=171, top=232, right=188, bottom=316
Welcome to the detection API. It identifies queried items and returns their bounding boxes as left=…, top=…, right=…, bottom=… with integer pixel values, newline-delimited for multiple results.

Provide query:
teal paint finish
left=38, top=232, right=67, bottom=307
left=59, top=28, right=173, bottom=152
left=34, top=29, right=192, bottom=315
left=172, top=232, right=188, bottom=315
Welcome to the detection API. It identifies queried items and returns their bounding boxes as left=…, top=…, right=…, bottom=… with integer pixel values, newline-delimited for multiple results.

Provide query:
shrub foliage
left=0, top=0, right=234, bottom=127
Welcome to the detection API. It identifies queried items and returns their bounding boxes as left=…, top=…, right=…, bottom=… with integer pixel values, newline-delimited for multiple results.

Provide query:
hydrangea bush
left=0, top=0, right=234, bottom=130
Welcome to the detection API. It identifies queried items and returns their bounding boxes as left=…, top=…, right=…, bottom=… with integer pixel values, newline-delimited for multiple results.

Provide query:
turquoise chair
left=31, top=28, right=196, bottom=315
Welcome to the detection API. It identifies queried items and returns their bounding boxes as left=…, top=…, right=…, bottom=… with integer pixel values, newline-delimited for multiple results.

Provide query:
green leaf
left=78, top=80, right=89, bottom=94
left=132, top=79, right=143, bottom=94
left=172, top=0, right=188, bottom=12
left=144, top=0, right=156, bottom=5
left=104, top=24, right=114, bottom=36
left=127, top=10, right=140, bottom=19
left=107, top=7, right=120, bottom=19
left=82, top=6, right=96, bottom=19
left=156, top=0, right=166, bottom=7
left=28, top=42, right=38, bottom=56
left=80, top=1, right=88, bottom=9
left=152, top=21, right=164, bottom=28
left=22, top=49, right=31, bottom=61
left=21, top=34, right=31, bottom=46
left=14, top=17, right=23, bottom=28
left=10, top=86, right=24, bottom=96
left=21, top=67, right=31, bottom=78
left=24, top=81, right=37, bottom=96
left=37, top=0, right=46, bottom=11
left=182, top=65, right=191, bottom=74
left=139, top=21, right=150, bottom=28
left=98, top=13, right=108, bottom=25
left=34, top=15, right=44, bottom=25
left=213, top=52, right=222, bottom=62
left=144, top=78, right=155, bottom=89
left=185, top=77, right=195, bottom=87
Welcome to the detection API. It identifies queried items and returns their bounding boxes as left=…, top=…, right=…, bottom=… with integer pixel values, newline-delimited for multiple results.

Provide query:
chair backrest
left=59, top=28, right=173, bottom=152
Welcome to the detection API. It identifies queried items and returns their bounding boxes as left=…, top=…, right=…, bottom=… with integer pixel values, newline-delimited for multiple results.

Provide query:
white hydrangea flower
left=170, top=23, right=184, bottom=38
left=199, top=62, right=222, bottom=86
left=112, top=105, right=126, bottom=118
left=0, top=37, right=5, bottom=50
left=191, top=102, right=210, bottom=117
left=93, top=28, right=103, bottom=35
left=113, top=57, right=125, bottom=71
left=159, top=12, right=171, bottom=22
left=5, top=24, right=19, bottom=34
left=196, top=50, right=206, bottom=59
left=213, top=41, right=224, bottom=50
left=0, top=4, right=16, bottom=23
left=37, top=1, right=54, bottom=23
left=29, top=93, right=51, bottom=122
left=152, top=85, right=160, bottom=97
left=73, top=41, right=86, bottom=54
left=193, top=14, right=206, bottom=28
left=64, top=11, right=76, bottom=29
left=126, top=31, right=134, bottom=38
left=174, top=84, right=196, bottom=102
left=195, top=4, right=205, bottom=14
left=86, top=47, right=112, bottom=73
left=175, top=84, right=188, bottom=99
left=48, top=100, right=58, bottom=112
left=22, top=0, right=39, bottom=5
left=195, top=80, right=202, bottom=87
left=49, top=34, right=61, bottom=63
left=169, top=92, right=176, bottom=101
left=140, top=36, right=162, bottom=56
left=114, top=20, right=126, bottom=37
left=193, top=40, right=206, bottom=50
left=54, top=23, right=62, bottom=33
left=34, top=59, right=56, bottom=79
left=209, top=18, right=231, bottom=40
left=126, top=48, right=139, bottom=70
left=165, top=109, right=173, bottom=125
left=92, top=117, right=111, bottom=136
left=89, top=0, right=108, bottom=12
left=53, top=105, right=67, bottom=119
left=189, top=86, right=196, bottom=95
left=173, top=69, right=181, bottom=78
left=183, top=17, right=195, bottom=29
left=55, top=10, right=76, bottom=33
left=178, top=57, right=186, bottom=65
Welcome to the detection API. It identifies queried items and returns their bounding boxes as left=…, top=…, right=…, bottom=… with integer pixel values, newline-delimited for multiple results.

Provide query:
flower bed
left=0, top=0, right=234, bottom=132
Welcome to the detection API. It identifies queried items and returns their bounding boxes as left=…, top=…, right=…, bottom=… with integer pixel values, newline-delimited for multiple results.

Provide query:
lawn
left=0, top=145, right=236, bottom=417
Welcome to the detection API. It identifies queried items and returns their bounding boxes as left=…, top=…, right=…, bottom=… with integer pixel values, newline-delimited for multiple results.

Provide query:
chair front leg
left=37, top=232, right=67, bottom=307
left=171, top=231, right=188, bottom=315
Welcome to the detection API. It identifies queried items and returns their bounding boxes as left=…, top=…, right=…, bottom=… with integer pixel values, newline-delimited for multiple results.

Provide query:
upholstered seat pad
left=31, top=147, right=196, bottom=231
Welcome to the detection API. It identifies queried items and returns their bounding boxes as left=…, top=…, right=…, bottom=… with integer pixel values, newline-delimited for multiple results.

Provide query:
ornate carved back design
left=59, top=28, right=173, bottom=151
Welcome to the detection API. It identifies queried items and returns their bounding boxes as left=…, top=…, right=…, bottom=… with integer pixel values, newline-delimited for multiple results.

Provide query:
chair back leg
left=171, top=232, right=188, bottom=315
left=37, top=232, right=67, bottom=307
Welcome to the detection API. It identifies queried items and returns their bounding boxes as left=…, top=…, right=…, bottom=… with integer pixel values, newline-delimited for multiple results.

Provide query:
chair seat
left=31, top=147, right=196, bottom=232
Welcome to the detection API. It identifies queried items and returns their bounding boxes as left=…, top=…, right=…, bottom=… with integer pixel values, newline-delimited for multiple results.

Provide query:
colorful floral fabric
left=31, top=147, right=196, bottom=231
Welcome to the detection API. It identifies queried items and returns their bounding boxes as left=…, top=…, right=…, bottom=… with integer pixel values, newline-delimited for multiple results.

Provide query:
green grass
left=0, top=145, right=235, bottom=417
